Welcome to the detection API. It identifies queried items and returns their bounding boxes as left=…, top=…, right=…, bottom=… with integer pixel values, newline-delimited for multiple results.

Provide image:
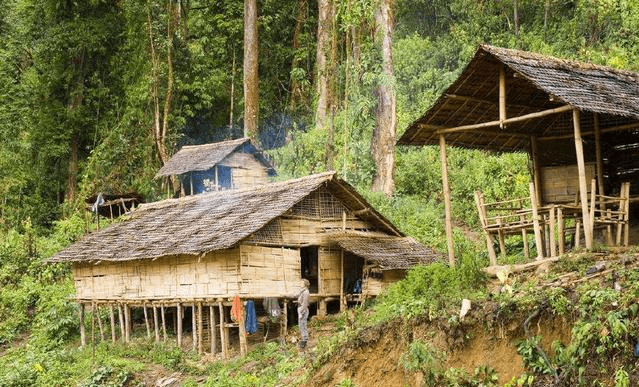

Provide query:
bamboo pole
left=594, top=113, right=605, bottom=207
left=238, top=302, right=248, bottom=356
left=210, top=305, right=217, bottom=354
left=530, top=136, right=542, bottom=205
left=124, top=305, right=131, bottom=343
left=439, top=135, right=455, bottom=266
left=79, top=303, right=86, bottom=347
left=143, top=304, right=151, bottom=338
left=109, top=304, right=116, bottom=343
left=282, top=299, right=288, bottom=338
left=218, top=302, right=227, bottom=359
left=474, top=191, right=497, bottom=266
left=340, top=250, right=345, bottom=312
left=95, top=303, right=105, bottom=342
left=197, top=302, right=203, bottom=355
left=573, top=109, right=593, bottom=249
left=192, top=304, right=197, bottom=352
left=177, top=303, right=183, bottom=348
left=624, top=182, right=630, bottom=246
left=558, top=207, right=565, bottom=255
left=530, top=182, right=544, bottom=259
left=153, top=305, right=160, bottom=343
left=549, top=205, right=556, bottom=257
left=161, top=304, right=167, bottom=341
left=118, top=304, right=125, bottom=341
left=499, top=65, right=506, bottom=128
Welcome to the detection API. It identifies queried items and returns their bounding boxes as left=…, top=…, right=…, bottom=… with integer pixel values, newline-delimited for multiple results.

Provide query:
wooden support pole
left=95, top=303, right=105, bottom=342
left=124, top=305, right=131, bottom=343
left=530, top=136, right=542, bottom=206
left=623, top=182, right=630, bottom=246
left=557, top=208, right=565, bottom=255
left=79, top=303, right=86, bottom=347
left=218, top=302, right=227, bottom=359
left=589, top=179, right=597, bottom=240
left=499, top=65, right=507, bottom=128
left=109, top=304, right=116, bottom=343
left=594, top=113, right=605, bottom=205
left=530, top=182, right=544, bottom=259
left=549, top=205, right=556, bottom=257
left=161, top=304, right=167, bottom=341
left=474, top=191, right=497, bottom=266
left=192, top=304, right=197, bottom=352
left=153, top=305, right=160, bottom=343
left=340, top=250, right=345, bottom=312
left=197, top=302, right=203, bottom=355
left=143, top=304, right=151, bottom=338
left=238, top=302, right=248, bottom=356
left=573, top=109, right=593, bottom=249
left=520, top=214, right=530, bottom=259
left=210, top=305, right=217, bottom=354
left=496, top=219, right=506, bottom=257
left=118, top=304, right=125, bottom=341
left=282, top=299, right=288, bottom=339
left=439, top=135, right=455, bottom=266
left=177, top=303, right=183, bottom=348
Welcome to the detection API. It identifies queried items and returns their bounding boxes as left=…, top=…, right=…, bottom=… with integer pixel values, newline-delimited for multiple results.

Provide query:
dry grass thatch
left=49, top=172, right=405, bottom=263
left=328, top=232, right=443, bottom=269
left=155, top=137, right=275, bottom=177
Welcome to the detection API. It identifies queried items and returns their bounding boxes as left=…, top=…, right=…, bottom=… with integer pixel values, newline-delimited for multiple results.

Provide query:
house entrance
left=343, top=253, right=364, bottom=295
left=300, top=246, right=318, bottom=293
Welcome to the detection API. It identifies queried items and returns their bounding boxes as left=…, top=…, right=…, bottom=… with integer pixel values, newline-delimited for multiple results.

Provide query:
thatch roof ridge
left=155, top=137, right=274, bottom=177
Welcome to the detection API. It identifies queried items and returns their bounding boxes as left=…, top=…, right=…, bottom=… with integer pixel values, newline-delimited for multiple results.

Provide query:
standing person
left=297, top=279, right=310, bottom=349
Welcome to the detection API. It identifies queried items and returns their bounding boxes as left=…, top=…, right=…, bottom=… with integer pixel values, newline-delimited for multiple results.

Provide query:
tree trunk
left=371, top=0, right=396, bottom=197
left=243, top=0, right=259, bottom=140
left=289, top=0, right=308, bottom=112
left=315, top=0, right=336, bottom=169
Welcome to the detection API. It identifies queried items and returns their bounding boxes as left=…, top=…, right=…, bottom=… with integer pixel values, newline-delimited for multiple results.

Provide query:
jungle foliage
left=2, top=0, right=639, bottom=386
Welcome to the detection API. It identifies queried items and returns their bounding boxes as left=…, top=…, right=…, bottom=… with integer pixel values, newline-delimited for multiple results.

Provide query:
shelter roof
left=155, top=137, right=275, bottom=177
left=328, top=232, right=442, bottom=270
left=49, top=172, right=409, bottom=263
left=398, top=45, right=639, bottom=153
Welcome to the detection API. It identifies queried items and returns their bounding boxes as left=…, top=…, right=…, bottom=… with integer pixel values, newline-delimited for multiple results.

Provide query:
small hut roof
left=328, top=232, right=443, bottom=270
left=155, top=137, right=275, bottom=177
left=49, top=172, right=403, bottom=263
left=398, top=44, right=639, bottom=153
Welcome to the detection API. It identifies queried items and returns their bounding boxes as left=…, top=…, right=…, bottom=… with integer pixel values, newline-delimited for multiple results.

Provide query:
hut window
left=300, top=246, right=318, bottom=293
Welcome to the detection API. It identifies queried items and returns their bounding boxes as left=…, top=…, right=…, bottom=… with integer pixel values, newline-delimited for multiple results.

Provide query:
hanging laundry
left=262, top=298, right=281, bottom=322
left=231, top=295, right=242, bottom=323
left=245, top=300, right=258, bottom=334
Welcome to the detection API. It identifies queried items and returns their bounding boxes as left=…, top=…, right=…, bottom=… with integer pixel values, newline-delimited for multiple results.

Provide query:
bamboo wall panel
left=541, top=163, right=595, bottom=204
left=319, top=247, right=341, bottom=295
left=362, top=269, right=405, bottom=296
left=219, top=153, right=270, bottom=189
left=239, top=245, right=301, bottom=296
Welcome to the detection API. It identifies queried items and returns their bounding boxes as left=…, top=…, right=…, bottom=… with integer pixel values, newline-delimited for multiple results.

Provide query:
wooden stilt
left=95, top=303, right=105, bottom=342
left=575, top=219, right=582, bottom=248
left=218, top=302, right=227, bottom=359
left=520, top=213, right=530, bottom=259
left=153, top=305, right=160, bottom=343
left=161, top=304, right=167, bottom=341
left=143, top=304, right=151, bottom=338
left=624, top=182, right=630, bottom=247
left=573, top=109, right=593, bottom=248
left=340, top=250, right=345, bottom=312
left=558, top=208, right=565, bottom=255
left=124, top=305, right=131, bottom=343
left=210, top=305, right=217, bottom=354
left=192, top=304, right=197, bottom=352
left=531, top=136, right=542, bottom=207
left=475, top=191, right=498, bottom=265
left=549, top=206, right=556, bottom=257
left=594, top=113, right=605, bottom=205
left=530, top=182, right=544, bottom=259
left=197, top=302, right=203, bottom=354
left=238, top=302, right=248, bottom=356
left=118, top=304, right=125, bottom=341
left=496, top=219, right=506, bottom=257
left=177, top=303, right=183, bottom=348
left=79, top=303, right=86, bottom=347
left=281, top=299, right=288, bottom=339
left=109, top=304, right=116, bottom=343
left=499, top=65, right=507, bottom=128
left=439, top=135, right=455, bottom=266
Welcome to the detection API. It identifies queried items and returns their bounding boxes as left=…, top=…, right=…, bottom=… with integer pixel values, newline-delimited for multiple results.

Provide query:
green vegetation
left=2, top=0, right=639, bottom=386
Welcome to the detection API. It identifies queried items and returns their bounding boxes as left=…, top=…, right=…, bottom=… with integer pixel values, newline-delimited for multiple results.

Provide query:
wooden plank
left=440, top=135, right=455, bottom=266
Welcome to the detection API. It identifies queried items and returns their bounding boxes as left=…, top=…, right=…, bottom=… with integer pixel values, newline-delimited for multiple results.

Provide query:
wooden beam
left=118, top=304, right=125, bottom=342
left=435, top=105, right=573, bottom=135
left=538, top=120, right=639, bottom=141
left=192, top=304, right=197, bottom=352
left=79, top=303, right=86, bottom=347
left=177, top=303, right=183, bottom=348
left=530, top=182, right=545, bottom=260
left=109, top=304, right=116, bottom=343
left=143, top=304, right=151, bottom=338
left=161, top=304, right=167, bottom=341
left=210, top=305, right=217, bottom=354
left=530, top=136, right=542, bottom=205
left=573, top=109, right=593, bottom=249
left=439, top=135, right=455, bottom=266
left=197, top=302, right=203, bottom=355
left=594, top=113, right=605, bottom=201
left=153, top=305, right=160, bottom=343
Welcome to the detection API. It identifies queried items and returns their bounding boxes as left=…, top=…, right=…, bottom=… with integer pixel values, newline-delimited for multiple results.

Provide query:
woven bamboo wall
left=541, top=163, right=595, bottom=204
left=362, top=269, right=405, bottom=296
left=219, top=152, right=270, bottom=189
left=239, top=245, right=301, bottom=296
left=319, top=247, right=341, bottom=295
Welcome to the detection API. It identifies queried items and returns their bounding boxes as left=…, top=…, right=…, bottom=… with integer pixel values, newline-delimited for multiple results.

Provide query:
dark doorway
left=343, top=253, right=365, bottom=294
left=300, top=246, right=319, bottom=293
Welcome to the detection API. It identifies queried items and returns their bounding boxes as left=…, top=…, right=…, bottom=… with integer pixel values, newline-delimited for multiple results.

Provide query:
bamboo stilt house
left=156, top=137, right=276, bottom=194
left=399, top=44, right=639, bottom=264
left=49, top=172, right=442, bottom=354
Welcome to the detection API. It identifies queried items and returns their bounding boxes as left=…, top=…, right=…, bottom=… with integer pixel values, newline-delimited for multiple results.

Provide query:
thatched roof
left=155, top=137, right=275, bottom=177
left=49, top=172, right=407, bottom=263
left=398, top=44, right=639, bottom=154
left=328, top=232, right=442, bottom=270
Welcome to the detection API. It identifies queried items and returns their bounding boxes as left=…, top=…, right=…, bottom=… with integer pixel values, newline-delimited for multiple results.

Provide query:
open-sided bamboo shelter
left=398, top=45, right=639, bottom=265
left=50, top=172, right=441, bottom=355
left=156, top=137, right=276, bottom=195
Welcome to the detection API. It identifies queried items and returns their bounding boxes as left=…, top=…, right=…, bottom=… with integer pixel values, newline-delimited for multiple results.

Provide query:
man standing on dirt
left=297, top=279, right=310, bottom=349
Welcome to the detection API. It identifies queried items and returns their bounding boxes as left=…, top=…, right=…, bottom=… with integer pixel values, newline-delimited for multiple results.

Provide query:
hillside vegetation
left=2, top=0, right=639, bottom=386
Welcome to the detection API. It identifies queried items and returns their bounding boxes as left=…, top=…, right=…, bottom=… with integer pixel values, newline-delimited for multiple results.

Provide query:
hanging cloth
left=262, top=298, right=281, bottom=322
left=245, top=300, right=258, bottom=334
left=231, top=295, right=242, bottom=323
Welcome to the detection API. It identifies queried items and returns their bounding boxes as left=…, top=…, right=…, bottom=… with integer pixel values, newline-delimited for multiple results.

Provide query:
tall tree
left=371, top=0, right=396, bottom=197
left=315, top=0, right=337, bottom=169
left=243, top=0, right=259, bottom=140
